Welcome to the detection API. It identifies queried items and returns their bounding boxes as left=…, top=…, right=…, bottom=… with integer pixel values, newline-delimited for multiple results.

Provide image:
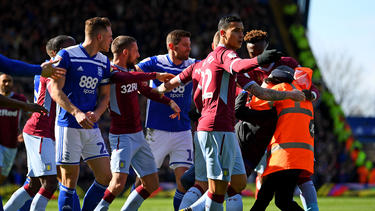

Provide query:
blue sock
left=205, top=192, right=224, bottom=211
left=82, top=180, right=107, bottom=211
left=1, top=195, right=3, bottom=211
left=18, top=178, right=32, bottom=211
left=73, top=190, right=81, bottom=211
left=173, top=190, right=185, bottom=211
left=58, top=185, right=75, bottom=211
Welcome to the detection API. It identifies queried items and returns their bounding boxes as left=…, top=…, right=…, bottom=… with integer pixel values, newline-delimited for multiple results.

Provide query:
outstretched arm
left=153, top=75, right=182, bottom=94
left=139, top=84, right=181, bottom=119
left=246, top=83, right=305, bottom=101
left=0, top=94, right=47, bottom=114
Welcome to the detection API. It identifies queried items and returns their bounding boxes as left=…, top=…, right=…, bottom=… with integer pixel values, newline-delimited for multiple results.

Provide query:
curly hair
left=244, top=30, right=268, bottom=44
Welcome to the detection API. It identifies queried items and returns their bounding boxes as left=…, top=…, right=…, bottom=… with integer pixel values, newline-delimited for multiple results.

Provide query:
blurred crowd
left=0, top=0, right=356, bottom=190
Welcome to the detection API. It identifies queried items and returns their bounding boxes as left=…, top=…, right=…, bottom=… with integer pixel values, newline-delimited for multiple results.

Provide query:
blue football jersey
left=55, top=44, right=111, bottom=128
left=33, top=75, right=41, bottom=103
left=137, top=54, right=198, bottom=132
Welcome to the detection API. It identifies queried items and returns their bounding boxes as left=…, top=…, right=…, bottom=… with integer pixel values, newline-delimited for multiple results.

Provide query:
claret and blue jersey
left=55, top=44, right=111, bottom=128
left=137, top=54, right=198, bottom=132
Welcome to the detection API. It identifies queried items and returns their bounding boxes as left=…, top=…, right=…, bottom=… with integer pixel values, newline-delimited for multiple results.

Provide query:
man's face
left=222, top=22, right=244, bottom=50
left=174, top=37, right=191, bottom=61
left=247, top=40, right=268, bottom=58
left=126, top=42, right=140, bottom=66
left=0, top=74, right=13, bottom=95
left=99, top=26, right=113, bottom=52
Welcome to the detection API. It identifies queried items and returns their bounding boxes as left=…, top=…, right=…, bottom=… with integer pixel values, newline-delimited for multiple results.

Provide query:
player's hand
left=41, top=60, right=66, bottom=80
left=17, top=134, right=24, bottom=143
left=156, top=73, right=175, bottom=82
left=169, top=100, right=181, bottom=120
left=86, top=111, right=99, bottom=123
left=302, top=89, right=315, bottom=101
left=74, top=111, right=94, bottom=129
left=257, top=49, right=283, bottom=66
left=22, top=103, right=48, bottom=114
left=287, top=90, right=306, bottom=101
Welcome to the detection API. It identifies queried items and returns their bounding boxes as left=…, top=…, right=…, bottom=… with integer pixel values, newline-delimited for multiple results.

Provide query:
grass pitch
left=42, top=196, right=375, bottom=210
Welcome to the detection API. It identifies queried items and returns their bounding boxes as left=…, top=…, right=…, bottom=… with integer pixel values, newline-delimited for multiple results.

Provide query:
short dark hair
left=244, top=30, right=269, bottom=44
left=166, top=29, right=191, bottom=50
left=85, top=17, right=111, bottom=38
left=46, top=37, right=55, bottom=52
left=111, top=36, right=137, bottom=54
left=52, top=35, right=76, bottom=51
left=218, top=16, right=242, bottom=31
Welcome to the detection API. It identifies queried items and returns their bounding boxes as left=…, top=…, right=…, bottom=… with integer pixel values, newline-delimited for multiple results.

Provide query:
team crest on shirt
left=98, top=67, right=103, bottom=77
left=227, top=52, right=237, bottom=59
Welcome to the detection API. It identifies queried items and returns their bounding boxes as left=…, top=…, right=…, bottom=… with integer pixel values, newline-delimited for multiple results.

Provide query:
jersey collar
left=111, top=63, right=128, bottom=72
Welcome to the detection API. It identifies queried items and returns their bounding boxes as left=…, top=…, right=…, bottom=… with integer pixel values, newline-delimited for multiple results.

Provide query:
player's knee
left=96, top=171, right=112, bottom=186
left=143, top=176, right=159, bottom=193
left=28, top=178, right=42, bottom=193
left=41, top=176, right=58, bottom=192
left=230, top=174, right=247, bottom=192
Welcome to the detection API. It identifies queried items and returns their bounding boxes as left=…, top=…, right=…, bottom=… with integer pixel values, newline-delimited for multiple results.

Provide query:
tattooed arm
left=246, top=83, right=305, bottom=101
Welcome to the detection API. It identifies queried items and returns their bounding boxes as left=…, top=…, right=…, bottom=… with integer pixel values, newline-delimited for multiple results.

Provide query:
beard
left=126, top=59, right=138, bottom=70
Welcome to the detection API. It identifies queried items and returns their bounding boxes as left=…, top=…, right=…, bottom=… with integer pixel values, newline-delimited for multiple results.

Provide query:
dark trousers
left=250, top=169, right=304, bottom=211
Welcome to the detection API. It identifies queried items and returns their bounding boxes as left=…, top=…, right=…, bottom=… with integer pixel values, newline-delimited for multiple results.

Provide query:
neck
left=168, top=51, right=183, bottom=66
left=82, top=38, right=99, bottom=57
left=219, top=39, right=237, bottom=51
left=113, top=56, right=128, bottom=69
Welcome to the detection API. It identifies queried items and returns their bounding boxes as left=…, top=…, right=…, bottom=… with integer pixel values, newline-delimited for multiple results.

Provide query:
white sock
left=93, top=199, right=110, bottom=211
left=179, top=187, right=203, bottom=209
left=4, top=187, right=33, bottom=211
left=225, top=194, right=243, bottom=211
left=190, top=191, right=207, bottom=211
left=30, top=193, right=50, bottom=211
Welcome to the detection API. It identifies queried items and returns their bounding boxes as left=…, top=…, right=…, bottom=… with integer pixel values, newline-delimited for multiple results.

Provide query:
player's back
left=197, top=46, right=239, bottom=132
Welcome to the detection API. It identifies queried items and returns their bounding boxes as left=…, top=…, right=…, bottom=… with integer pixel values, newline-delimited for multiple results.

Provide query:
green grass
left=39, top=196, right=375, bottom=211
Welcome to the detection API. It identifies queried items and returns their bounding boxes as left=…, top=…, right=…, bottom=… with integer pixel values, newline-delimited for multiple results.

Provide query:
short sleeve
left=137, top=57, right=155, bottom=73
left=99, top=59, right=111, bottom=85
left=54, top=49, right=70, bottom=70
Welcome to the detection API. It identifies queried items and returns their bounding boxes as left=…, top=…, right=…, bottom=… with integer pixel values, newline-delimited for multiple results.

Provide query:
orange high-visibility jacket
left=251, top=80, right=315, bottom=177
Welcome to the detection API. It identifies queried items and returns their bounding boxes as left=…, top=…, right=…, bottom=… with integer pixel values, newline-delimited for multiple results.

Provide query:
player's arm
left=0, top=54, right=65, bottom=78
left=153, top=75, right=181, bottom=94
left=234, top=91, right=276, bottom=123
left=246, top=83, right=305, bottom=101
left=50, top=73, right=94, bottom=129
left=111, top=71, right=173, bottom=84
left=139, top=84, right=181, bottom=119
left=153, top=64, right=194, bottom=94
left=86, top=84, right=110, bottom=123
left=223, top=50, right=283, bottom=74
left=0, top=94, right=47, bottom=114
